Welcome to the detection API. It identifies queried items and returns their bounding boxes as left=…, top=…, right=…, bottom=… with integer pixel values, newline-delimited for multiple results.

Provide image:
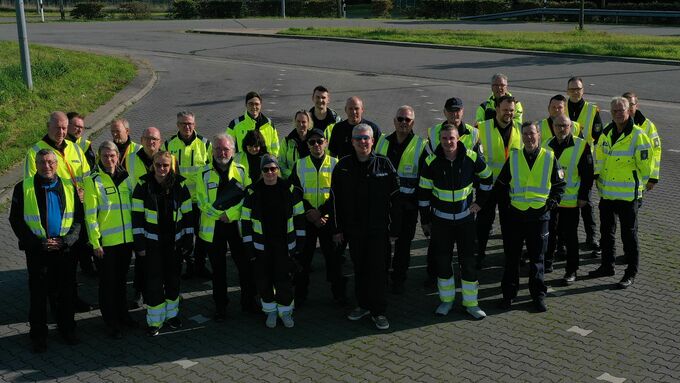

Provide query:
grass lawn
left=281, top=27, right=680, bottom=61
left=0, top=41, right=135, bottom=174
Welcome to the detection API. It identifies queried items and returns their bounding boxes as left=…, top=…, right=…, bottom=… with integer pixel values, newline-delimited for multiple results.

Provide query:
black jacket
left=328, top=152, right=400, bottom=237
left=327, top=119, right=381, bottom=159
left=9, top=176, right=82, bottom=253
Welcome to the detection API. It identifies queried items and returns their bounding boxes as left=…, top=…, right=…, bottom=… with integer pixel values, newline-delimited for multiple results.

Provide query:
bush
left=245, top=0, right=337, bottom=17
left=70, top=2, right=106, bottom=19
left=372, top=0, right=393, bottom=17
left=119, top=2, right=151, bottom=19
left=198, top=0, right=243, bottom=17
left=171, top=0, right=199, bottom=19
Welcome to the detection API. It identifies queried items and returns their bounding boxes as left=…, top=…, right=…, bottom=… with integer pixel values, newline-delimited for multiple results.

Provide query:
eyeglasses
left=307, top=139, right=324, bottom=146
left=492, top=83, right=507, bottom=88
left=567, top=87, right=583, bottom=91
left=396, top=116, right=413, bottom=123
left=554, top=124, right=570, bottom=128
left=352, top=135, right=371, bottom=141
left=143, top=136, right=161, bottom=142
left=178, top=122, right=194, bottom=126
left=262, top=166, right=279, bottom=173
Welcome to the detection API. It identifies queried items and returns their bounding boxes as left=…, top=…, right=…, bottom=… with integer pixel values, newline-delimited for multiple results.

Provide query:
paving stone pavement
left=1, top=20, right=679, bottom=382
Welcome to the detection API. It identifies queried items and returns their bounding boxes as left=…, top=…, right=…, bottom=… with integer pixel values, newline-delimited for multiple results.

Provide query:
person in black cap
left=289, top=128, right=347, bottom=305
left=241, top=154, right=306, bottom=328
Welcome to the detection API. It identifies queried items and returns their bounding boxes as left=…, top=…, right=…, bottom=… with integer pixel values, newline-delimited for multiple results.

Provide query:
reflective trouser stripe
left=165, top=297, right=180, bottom=319
left=146, top=302, right=167, bottom=327
left=261, top=300, right=277, bottom=313
left=277, top=302, right=294, bottom=315
left=461, top=280, right=479, bottom=308
left=438, top=277, right=456, bottom=303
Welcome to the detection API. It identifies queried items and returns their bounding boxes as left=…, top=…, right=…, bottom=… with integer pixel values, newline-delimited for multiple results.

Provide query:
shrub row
left=170, top=0, right=339, bottom=19
left=71, top=1, right=151, bottom=19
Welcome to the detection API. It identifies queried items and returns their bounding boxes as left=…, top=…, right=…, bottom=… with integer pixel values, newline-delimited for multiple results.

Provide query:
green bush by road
left=0, top=42, right=135, bottom=174
left=281, top=28, right=680, bottom=61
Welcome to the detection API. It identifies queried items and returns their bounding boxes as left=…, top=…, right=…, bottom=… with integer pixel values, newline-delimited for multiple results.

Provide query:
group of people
left=9, top=78, right=660, bottom=353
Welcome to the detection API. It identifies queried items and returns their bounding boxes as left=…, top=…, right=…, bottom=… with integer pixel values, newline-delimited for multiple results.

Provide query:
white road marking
left=172, top=359, right=198, bottom=369
left=566, top=325, right=592, bottom=336
left=189, top=314, right=210, bottom=324
left=425, top=102, right=434, bottom=105
left=273, top=89, right=280, bottom=92
left=420, top=95, right=429, bottom=98
left=429, top=109, right=439, bottom=112
left=269, top=101, right=277, bottom=105
left=596, top=372, right=626, bottom=383
left=416, top=89, right=424, bottom=92
left=411, top=83, right=421, bottom=86
left=668, top=149, right=680, bottom=153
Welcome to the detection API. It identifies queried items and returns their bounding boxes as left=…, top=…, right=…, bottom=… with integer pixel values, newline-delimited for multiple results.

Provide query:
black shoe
left=109, top=327, right=123, bottom=340
left=498, top=298, right=513, bottom=310
left=32, top=338, right=47, bottom=353
left=585, top=237, right=601, bottom=255
left=75, top=299, right=94, bottom=313
left=545, top=264, right=554, bottom=274
left=62, top=331, right=80, bottom=345
left=563, top=271, right=577, bottom=286
left=588, top=266, right=615, bottom=278
left=147, top=326, right=160, bottom=337
left=214, top=310, right=227, bottom=323
left=617, top=275, right=635, bottom=289
left=391, top=282, right=405, bottom=295
left=165, top=317, right=182, bottom=330
left=534, top=298, right=548, bottom=313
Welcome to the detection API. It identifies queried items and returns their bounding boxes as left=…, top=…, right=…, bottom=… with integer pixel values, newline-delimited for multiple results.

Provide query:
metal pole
left=60, top=0, right=65, bottom=20
left=15, top=0, right=33, bottom=90
left=281, top=0, right=285, bottom=18
left=579, top=0, right=585, bottom=30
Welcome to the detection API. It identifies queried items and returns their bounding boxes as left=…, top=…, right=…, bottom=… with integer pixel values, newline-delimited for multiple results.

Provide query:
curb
left=188, top=29, right=680, bottom=67
left=0, top=56, right=157, bottom=207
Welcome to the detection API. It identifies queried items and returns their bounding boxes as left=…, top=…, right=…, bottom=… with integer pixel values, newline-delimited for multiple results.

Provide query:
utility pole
left=60, top=0, right=65, bottom=21
left=15, top=0, right=33, bottom=90
left=281, top=0, right=285, bottom=18
left=579, top=0, right=585, bottom=30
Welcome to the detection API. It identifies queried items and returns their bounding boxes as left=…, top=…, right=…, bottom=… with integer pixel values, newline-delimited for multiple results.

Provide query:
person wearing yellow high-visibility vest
left=567, top=77, right=603, bottom=254
left=374, top=105, right=428, bottom=294
left=475, top=73, right=524, bottom=125
left=241, top=154, right=306, bottom=329
left=279, top=110, right=312, bottom=179
left=289, top=128, right=345, bottom=305
left=228, top=91, right=280, bottom=157
left=163, top=111, right=212, bottom=280
left=83, top=141, right=137, bottom=339
left=476, top=96, right=522, bottom=270
left=10, top=149, right=83, bottom=353
left=132, top=151, right=194, bottom=337
left=110, top=119, right=142, bottom=173
left=309, top=85, right=341, bottom=132
left=418, top=125, right=493, bottom=319
left=623, top=91, right=661, bottom=187
left=495, top=122, right=565, bottom=313
left=24, top=112, right=93, bottom=313
left=196, top=133, right=257, bottom=321
left=66, top=112, right=95, bottom=169
left=539, top=94, right=582, bottom=145
left=589, top=97, right=653, bottom=290
left=424, top=97, right=482, bottom=288
left=543, top=115, right=594, bottom=286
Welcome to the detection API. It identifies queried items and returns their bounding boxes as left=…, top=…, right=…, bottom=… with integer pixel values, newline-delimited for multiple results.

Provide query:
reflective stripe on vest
left=375, top=135, right=425, bottom=195
left=479, top=120, right=521, bottom=181
left=23, top=178, right=75, bottom=238
left=296, top=155, right=337, bottom=208
left=549, top=137, right=585, bottom=208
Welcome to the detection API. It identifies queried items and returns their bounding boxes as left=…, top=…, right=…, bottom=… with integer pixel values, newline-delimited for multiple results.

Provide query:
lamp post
left=15, top=0, right=33, bottom=90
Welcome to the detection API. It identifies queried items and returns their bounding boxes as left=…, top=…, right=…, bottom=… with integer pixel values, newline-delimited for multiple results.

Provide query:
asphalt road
left=1, top=19, right=679, bottom=382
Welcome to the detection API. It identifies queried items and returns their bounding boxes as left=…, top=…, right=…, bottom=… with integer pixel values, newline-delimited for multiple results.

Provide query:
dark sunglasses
left=307, top=138, right=324, bottom=146
left=352, top=135, right=371, bottom=141
left=396, top=116, right=413, bottom=123
left=262, top=166, right=279, bottom=173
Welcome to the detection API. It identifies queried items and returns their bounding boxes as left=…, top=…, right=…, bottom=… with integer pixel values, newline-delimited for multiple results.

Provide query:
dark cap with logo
left=444, top=97, right=464, bottom=111
left=307, top=128, right=325, bottom=139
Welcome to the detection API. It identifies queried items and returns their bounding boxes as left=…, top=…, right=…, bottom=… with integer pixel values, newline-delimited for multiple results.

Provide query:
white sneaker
left=347, top=307, right=370, bottom=321
left=372, top=315, right=390, bottom=330
left=265, top=312, right=277, bottom=328
left=435, top=302, right=453, bottom=316
left=466, top=306, right=487, bottom=320
left=280, top=312, right=294, bottom=328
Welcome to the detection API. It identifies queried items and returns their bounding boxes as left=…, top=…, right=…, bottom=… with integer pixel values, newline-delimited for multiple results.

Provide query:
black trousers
left=145, top=242, right=182, bottom=307
left=185, top=202, right=207, bottom=270
left=349, top=232, right=389, bottom=316
left=546, top=207, right=581, bottom=273
left=581, top=188, right=597, bottom=239
left=254, top=240, right=294, bottom=306
left=476, top=192, right=510, bottom=262
left=294, top=221, right=344, bottom=301
left=208, top=221, right=256, bottom=312
left=26, top=249, right=76, bottom=340
left=502, top=213, right=548, bottom=301
left=133, top=253, right=146, bottom=297
left=99, top=244, right=132, bottom=328
left=388, top=206, right=418, bottom=284
left=431, top=217, right=477, bottom=281
left=599, top=198, right=640, bottom=277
